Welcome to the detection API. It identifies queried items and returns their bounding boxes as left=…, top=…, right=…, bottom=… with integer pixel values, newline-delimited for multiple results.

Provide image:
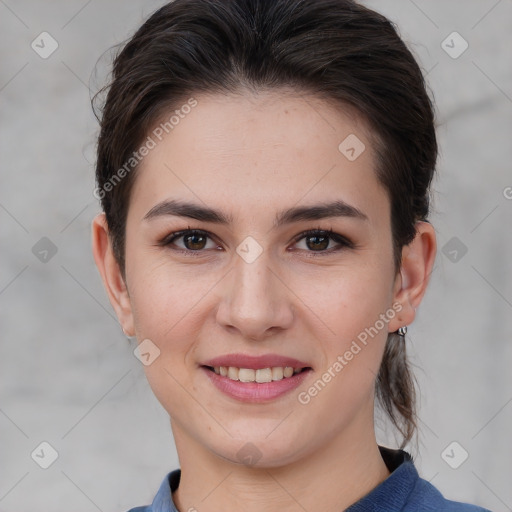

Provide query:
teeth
left=212, top=366, right=304, bottom=383
left=256, top=368, right=272, bottom=383
left=238, top=368, right=255, bottom=382
left=271, top=367, right=283, bottom=381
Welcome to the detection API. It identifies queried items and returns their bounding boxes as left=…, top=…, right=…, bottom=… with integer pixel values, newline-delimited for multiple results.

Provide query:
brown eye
left=183, top=232, right=208, bottom=250
left=160, top=229, right=218, bottom=252
left=304, top=233, right=330, bottom=251
left=293, top=229, right=353, bottom=255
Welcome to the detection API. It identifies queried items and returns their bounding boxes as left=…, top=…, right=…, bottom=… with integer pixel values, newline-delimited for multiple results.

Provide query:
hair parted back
left=93, top=0, right=437, bottom=449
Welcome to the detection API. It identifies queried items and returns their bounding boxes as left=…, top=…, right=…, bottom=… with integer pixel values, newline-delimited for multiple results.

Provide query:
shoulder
left=405, top=475, right=492, bottom=512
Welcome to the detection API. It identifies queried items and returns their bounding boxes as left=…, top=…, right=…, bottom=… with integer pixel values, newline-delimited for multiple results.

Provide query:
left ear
left=389, top=221, right=437, bottom=332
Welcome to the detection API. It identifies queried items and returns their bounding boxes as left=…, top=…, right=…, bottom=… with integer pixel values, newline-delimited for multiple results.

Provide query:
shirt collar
left=146, top=469, right=179, bottom=512
left=148, top=445, right=417, bottom=512
left=345, top=446, right=418, bottom=511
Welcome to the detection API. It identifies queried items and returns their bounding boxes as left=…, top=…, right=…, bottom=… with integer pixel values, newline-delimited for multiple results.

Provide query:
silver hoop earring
left=397, top=326, right=407, bottom=336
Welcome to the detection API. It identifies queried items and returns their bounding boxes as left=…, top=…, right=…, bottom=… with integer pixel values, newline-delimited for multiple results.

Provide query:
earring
left=397, top=326, right=407, bottom=336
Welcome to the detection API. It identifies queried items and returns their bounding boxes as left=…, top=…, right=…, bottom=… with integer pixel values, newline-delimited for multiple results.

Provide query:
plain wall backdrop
left=1, top=1, right=511, bottom=511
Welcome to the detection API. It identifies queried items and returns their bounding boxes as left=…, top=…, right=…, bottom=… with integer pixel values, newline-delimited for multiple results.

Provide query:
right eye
left=159, top=228, right=221, bottom=254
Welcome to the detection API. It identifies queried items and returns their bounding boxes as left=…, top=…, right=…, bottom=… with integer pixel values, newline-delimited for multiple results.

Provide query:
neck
left=171, top=418, right=390, bottom=512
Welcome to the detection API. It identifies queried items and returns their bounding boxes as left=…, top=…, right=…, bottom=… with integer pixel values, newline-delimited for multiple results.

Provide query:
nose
left=215, top=247, right=294, bottom=340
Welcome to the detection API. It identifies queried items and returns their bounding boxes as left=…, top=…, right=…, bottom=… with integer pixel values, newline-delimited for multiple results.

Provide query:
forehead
left=129, top=90, right=389, bottom=227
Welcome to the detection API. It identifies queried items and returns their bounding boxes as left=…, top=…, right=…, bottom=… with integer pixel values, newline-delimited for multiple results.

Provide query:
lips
left=200, top=353, right=313, bottom=401
left=202, top=353, right=312, bottom=370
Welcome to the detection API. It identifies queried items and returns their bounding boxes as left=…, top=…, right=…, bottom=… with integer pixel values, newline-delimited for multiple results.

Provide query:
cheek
left=295, top=259, right=395, bottom=412
left=294, top=262, right=394, bottom=424
left=126, top=256, right=224, bottom=375
left=126, top=261, right=210, bottom=413
left=293, top=257, right=393, bottom=340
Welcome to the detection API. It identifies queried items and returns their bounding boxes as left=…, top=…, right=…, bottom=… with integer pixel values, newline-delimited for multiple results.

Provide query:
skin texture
left=92, top=89, right=436, bottom=512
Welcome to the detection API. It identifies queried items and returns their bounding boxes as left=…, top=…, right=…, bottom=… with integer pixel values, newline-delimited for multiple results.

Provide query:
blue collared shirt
left=127, top=446, right=492, bottom=511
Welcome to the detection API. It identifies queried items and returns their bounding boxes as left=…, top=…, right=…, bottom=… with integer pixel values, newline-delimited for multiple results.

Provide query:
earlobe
left=91, top=213, right=135, bottom=337
left=389, top=221, right=437, bottom=332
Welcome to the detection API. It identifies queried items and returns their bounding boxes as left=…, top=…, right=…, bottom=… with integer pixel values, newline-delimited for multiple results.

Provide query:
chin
left=210, top=434, right=310, bottom=469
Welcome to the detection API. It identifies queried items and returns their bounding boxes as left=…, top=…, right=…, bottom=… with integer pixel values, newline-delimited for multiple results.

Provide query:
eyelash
left=158, top=226, right=354, bottom=257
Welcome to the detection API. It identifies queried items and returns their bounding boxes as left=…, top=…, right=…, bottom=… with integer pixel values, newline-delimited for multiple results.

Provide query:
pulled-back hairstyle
left=93, top=0, right=437, bottom=448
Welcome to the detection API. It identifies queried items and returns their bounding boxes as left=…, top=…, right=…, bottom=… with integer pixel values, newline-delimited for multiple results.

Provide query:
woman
left=91, top=0, right=492, bottom=510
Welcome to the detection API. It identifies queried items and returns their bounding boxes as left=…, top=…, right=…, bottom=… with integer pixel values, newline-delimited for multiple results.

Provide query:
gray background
left=1, top=1, right=511, bottom=511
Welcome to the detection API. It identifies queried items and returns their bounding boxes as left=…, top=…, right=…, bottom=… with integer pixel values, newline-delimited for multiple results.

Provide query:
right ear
left=91, top=213, right=135, bottom=336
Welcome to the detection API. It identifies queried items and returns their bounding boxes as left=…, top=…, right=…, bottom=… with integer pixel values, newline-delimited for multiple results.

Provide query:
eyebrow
left=143, top=198, right=368, bottom=226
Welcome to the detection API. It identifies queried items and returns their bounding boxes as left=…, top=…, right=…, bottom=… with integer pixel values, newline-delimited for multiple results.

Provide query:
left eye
left=292, top=229, right=353, bottom=253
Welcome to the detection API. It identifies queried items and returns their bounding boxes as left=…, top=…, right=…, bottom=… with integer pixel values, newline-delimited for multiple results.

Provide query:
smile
left=206, top=365, right=308, bottom=383
left=201, top=365, right=312, bottom=403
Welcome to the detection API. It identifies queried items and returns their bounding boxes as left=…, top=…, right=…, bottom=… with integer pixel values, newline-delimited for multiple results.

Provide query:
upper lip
left=202, top=353, right=312, bottom=370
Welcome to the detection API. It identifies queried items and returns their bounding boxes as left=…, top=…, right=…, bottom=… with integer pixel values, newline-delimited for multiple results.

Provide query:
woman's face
left=118, top=90, right=407, bottom=466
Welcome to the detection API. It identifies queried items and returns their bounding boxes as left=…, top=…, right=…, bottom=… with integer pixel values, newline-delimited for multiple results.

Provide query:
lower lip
left=201, top=366, right=312, bottom=403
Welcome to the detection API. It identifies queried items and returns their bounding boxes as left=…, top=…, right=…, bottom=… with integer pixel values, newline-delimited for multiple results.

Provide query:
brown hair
left=93, top=0, right=437, bottom=448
